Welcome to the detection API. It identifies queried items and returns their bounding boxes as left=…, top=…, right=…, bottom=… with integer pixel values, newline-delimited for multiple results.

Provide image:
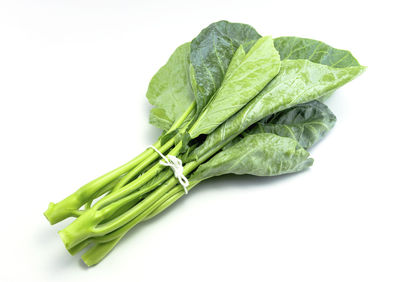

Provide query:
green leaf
left=189, top=36, right=281, bottom=138
left=191, top=133, right=313, bottom=181
left=274, top=36, right=362, bottom=101
left=190, top=20, right=261, bottom=114
left=274, top=36, right=360, bottom=67
left=244, top=101, right=336, bottom=149
left=224, top=45, right=246, bottom=80
left=190, top=59, right=365, bottom=160
left=146, top=43, right=194, bottom=131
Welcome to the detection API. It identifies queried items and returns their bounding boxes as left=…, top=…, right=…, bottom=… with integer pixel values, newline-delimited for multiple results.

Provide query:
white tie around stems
left=148, top=145, right=189, bottom=194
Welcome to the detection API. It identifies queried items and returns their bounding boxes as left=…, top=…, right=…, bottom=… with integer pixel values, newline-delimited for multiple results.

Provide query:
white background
left=1, top=0, right=399, bottom=281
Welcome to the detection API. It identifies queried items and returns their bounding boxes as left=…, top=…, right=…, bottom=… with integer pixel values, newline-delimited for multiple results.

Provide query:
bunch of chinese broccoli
left=44, top=20, right=365, bottom=266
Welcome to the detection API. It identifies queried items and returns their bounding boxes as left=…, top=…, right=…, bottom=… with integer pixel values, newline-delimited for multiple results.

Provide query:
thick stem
left=144, top=181, right=200, bottom=220
left=97, top=171, right=173, bottom=224
left=111, top=137, right=175, bottom=191
left=58, top=142, right=184, bottom=248
left=66, top=170, right=173, bottom=254
left=80, top=183, right=185, bottom=266
left=94, top=177, right=179, bottom=235
left=81, top=238, right=120, bottom=267
left=84, top=174, right=126, bottom=210
left=69, top=131, right=222, bottom=261
left=63, top=132, right=231, bottom=255
left=113, top=102, right=195, bottom=191
left=94, top=142, right=183, bottom=211
left=44, top=102, right=195, bottom=225
left=77, top=173, right=197, bottom=259
left=58, top=208, right=99, bottom=250
left=44, top=147, right=155, bottom=224
left=67, top=196, right=144, bottom=256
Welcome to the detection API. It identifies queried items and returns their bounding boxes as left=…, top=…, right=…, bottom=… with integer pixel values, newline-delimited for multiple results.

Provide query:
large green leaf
left=189, top=36, right=281, bottom=138
left=274, top=36, right=362, bottom=101
left=190, top=59, right=365, bottom=160
left=191, top=133, right=313, bottom=181
left=244, top=101, right=336, bottom=149
left=190, top=20, right=261, bottom=114
left=274, top=37, right=360, bottom=67
left=146, top=43, right=194, bottom=131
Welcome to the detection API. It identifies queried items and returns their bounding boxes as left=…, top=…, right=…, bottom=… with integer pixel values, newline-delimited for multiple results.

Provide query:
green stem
left=44, top=148, right=153, bottom=225
left=144, top=181, right=200, bottom=220
left=93, top=157, right=203, bottom=237
left=97, top=171, right=173, bottom=224
left=69, top=169, right=174, bottom=254
left=111, top=137, right=176, bottom=191
left=44, top=102, right=196, bottom=225
left=79, top=180, right=200, bottom=266
left=66, top=171, right=173, bottom=254
left=58, top=142, right=185, bottom=249
left=84, top=173, right=127, bottom=210
left=95, top=142, right=182, bottom=210
left=61, top=130, right=232, bottom=253
left=112, top=102, right=196, bottom=191
left=67, top=195, right=145, bottom=256
left=80, top=187, right=182, bottom=266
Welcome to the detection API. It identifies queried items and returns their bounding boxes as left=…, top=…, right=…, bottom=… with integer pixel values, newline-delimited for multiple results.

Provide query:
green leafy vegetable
left=44, top=20, right=365, bottom=267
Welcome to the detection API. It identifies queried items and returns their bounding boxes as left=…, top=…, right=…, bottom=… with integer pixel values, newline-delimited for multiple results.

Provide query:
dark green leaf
left=191, top=133, right=313, bottom=181
left=274, top=36, right=360, bottom=67
left=189, top=36, right=281, bottom=138
left=190, top=59, right=365, bottom=160
left=224, top=45, right=246, bottom=79
left=274, top=36, right=362, bottom=101
left=244, top=101, right=336, bottom=149
left=190, top=20, right=261, bottom=113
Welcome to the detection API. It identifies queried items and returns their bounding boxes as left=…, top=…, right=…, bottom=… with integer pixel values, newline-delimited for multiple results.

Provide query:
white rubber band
left=148, top=145, right=189, bottom=194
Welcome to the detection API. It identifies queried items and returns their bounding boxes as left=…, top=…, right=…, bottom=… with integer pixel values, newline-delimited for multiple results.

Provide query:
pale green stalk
left=58, top=142, right=185, bottom=249
left=74, top=135, right=234, bottom=264
left=44, top=102, right=195, bottom=225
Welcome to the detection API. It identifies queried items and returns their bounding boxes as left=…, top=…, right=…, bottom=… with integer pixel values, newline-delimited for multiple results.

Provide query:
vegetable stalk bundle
left=44, top=21, right=365, bottom=266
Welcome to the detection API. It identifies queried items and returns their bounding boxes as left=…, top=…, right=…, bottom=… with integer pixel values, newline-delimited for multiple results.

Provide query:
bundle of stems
left=44, top=102, right=232, bottom=266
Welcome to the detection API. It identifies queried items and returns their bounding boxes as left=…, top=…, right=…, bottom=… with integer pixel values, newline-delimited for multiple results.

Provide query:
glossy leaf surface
left=146, top=43, right=194, bottom=131
left=274, top=36, right=360, bottom=67
left=224, top=45, right=246, bottom=80
left=191, top=133, right=313, bottom=181
left=244, top=101, right=336, bottom=149
left=189, top=36, right=281, bottom=138
left=190, top=20, right=261, bottom=113
left=191, top=59, right=365, bottom=160
left=274, top=36, right=362, bottom=101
